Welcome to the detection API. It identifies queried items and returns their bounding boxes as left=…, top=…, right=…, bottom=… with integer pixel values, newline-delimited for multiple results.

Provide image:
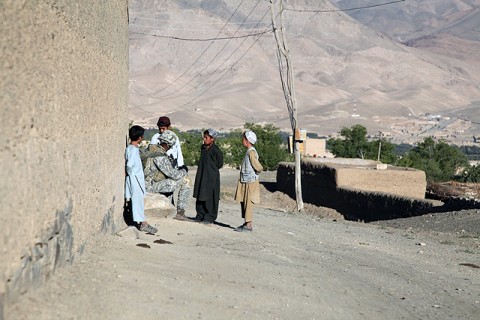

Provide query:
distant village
left=372, top=113, right=478, bottom=146
left=326, top=113, right=479, bottom=147
left=140, top=111, right=479, bottom=166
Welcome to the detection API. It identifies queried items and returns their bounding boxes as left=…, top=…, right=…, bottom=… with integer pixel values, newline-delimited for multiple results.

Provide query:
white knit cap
left=245, top=130, right=257, bottom=144
left=206, top=128, right=218, bottom=139
left=149, top=133, right=160, bottom=146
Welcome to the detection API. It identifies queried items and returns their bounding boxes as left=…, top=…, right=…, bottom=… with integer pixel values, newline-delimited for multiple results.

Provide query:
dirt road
left=6, top=168, right=480, bottom=319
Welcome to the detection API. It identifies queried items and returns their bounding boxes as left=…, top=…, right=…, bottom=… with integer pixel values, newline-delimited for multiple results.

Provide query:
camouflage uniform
left=142, top=144, right=191, bottom=213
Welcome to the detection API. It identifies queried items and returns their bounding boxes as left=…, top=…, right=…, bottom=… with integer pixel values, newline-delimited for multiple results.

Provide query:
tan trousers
left=241, top=200, right=254, bottom=222
left=235, top=179, right=260, bottom=223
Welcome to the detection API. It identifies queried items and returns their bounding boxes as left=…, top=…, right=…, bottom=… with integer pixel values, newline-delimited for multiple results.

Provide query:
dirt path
left=6, top=168, right=480, bottom=319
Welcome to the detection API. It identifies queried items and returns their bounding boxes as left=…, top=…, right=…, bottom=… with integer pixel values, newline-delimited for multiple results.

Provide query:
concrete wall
left=335, top=166, right=426, bottom=199
left=304, top=138, right=327, bottom=157
left=0, top=0, right=129, bottom=316
left=277, top=158, right=434, bottom=221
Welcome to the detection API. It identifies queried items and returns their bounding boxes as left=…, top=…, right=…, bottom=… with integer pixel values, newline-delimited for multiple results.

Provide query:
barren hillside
left=128, top=0, right=480, bottom=141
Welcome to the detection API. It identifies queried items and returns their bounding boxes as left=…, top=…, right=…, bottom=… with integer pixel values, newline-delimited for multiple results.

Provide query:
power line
left=164, top=29, right=272, bottom=100
left=159, top=0, right=266, bottom=99
left=129, top=0, right=407, bottom=40
left=130, top=22, right=269, bottom=33
left=170, top=7, right=274, bottom=113
left=163, top=0, right=407, bottom=105
left=132, top=0, right=250, bottom=97
left=284, top=0, right=405, bottom=13
left=128, top=103, right=156, bottom=116
left=132, top=16, right=269, bottom=26
left=129, top=29, right=272, bottom=41
left=129, top=0, right=408, bottom=116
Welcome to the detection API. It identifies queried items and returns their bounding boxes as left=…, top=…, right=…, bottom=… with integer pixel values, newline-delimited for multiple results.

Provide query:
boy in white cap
left=234, top=130, right=263, bottom=232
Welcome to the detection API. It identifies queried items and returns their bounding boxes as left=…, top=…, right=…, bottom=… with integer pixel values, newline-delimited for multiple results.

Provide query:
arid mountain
left=333, top=0, right=480, bottom=42
left=128, top=0, right=480, bottom=143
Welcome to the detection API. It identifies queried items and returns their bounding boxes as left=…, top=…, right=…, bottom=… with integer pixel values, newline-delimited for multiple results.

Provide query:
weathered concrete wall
left=0, top=0, right=129, bottom=316
left=334, top=165, right=426, bottom=199
left=277, top=159, right=434, bottom=221
left=304, top=138, right=327, bottom=157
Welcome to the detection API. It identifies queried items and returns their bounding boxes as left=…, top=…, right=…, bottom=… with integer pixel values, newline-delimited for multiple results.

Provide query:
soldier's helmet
left=158, top=130, right=176, bottom=147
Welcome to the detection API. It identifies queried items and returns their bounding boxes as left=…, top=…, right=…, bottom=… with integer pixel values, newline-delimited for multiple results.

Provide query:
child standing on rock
left=234, top=130, right=263, bottom=232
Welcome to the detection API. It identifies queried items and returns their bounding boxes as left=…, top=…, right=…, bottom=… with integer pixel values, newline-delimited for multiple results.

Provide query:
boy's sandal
left=234, top=225, right=252, bottom=232
left=140, top=224, right=158, bottom=234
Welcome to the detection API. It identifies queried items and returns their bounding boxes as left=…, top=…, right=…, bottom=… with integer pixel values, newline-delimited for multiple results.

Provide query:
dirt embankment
left=5, top=167, right=480, bottom=320
left=219, top=168, right=480, bottom=251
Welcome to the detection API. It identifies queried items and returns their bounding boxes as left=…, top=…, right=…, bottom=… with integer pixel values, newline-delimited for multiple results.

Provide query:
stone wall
left=0, top=1, right=129, bottom=317
left=304, top=138, right=327, bottom=157
left=277, top=159, right=435, bottom=221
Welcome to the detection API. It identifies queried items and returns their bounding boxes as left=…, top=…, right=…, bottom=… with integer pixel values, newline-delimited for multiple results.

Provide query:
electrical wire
left=131, top=16, right=269, bottom=26
left=132, top=0, right=250, bottom=97
left=160, top=0, right=265, bottom=99
left=169, top=6, right=274, bottom=113
left=130, top=0, right=410, bottom=118
left=284, top=0, right=405, bottom=13
left=129, top=29, right=272, bottom=41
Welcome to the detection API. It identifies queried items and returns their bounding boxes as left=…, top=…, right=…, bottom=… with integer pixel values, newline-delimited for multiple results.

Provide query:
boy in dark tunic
left=193, top=129, right=224, bottom=224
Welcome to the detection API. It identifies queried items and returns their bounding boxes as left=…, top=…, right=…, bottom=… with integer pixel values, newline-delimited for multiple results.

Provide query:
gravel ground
left=6, top=167, right=480, bottom=320
left=247, top=168, right=480, bottom=253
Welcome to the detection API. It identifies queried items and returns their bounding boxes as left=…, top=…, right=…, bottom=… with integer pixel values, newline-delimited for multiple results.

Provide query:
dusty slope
left=128, top=0, right=480, bottom=138
left=333, top=0, right=480, bottom=42
left=6, top=168, right=480, bottom=320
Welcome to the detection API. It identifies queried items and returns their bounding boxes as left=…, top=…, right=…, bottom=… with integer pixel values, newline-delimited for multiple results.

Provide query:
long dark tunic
left=193, top=143, right=224, bottom=201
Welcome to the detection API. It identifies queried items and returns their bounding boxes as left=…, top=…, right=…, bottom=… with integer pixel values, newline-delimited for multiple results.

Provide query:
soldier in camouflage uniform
left=142, top=130, right=191, bottom=221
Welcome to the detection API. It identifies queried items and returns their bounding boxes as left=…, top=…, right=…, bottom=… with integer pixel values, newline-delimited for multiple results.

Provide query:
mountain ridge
left=128, top=0, right=480, bottom=144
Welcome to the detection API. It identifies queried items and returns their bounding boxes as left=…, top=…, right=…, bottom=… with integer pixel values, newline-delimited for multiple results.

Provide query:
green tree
left=176, top=124, right=293, bottom=170
left=366, top=139, right=397, bottom=164
left=217, top=128, right=244, bottom=168
left=328, top=125, right=368, bottom=158
left=460, top=145, right=480, bottom=160
left=244, top=123, right=289, bottom=170
left=462, top=165, right=480, bottom=182
left=177, top=130, right=203, bottom=166
left=217, top=123, right=289, bottom=170
left=327, top=124, right=396, bottom=164
left=398, top=137, right=469, bottom=182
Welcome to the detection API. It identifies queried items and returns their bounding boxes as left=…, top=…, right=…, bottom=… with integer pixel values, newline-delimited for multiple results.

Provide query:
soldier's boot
left=173, top=209, right=188, bottom=221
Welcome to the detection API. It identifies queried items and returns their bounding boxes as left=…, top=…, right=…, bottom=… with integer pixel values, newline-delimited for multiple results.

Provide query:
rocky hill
left=128, top=0, right=480, bottom=143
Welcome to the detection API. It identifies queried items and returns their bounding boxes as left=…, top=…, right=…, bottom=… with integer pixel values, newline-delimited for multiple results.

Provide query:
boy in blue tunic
left=125, top=125, right=157, bottom=234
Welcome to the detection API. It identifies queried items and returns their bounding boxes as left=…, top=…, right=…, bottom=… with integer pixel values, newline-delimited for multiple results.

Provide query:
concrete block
left=116, top=226, right=140, bottom=239
left=376, top=163, right=388, bottom=170
left=144, top=193, right=174, bottom=210
left=144, top=193, right=176, bottom=218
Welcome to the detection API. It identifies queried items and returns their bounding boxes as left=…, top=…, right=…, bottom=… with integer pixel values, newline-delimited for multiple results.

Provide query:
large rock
left=144, top=193, right=175, bottom=219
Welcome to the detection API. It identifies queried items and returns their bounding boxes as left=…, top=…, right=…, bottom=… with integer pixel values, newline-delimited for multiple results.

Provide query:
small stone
left=116, top=226, right=139, bottom=239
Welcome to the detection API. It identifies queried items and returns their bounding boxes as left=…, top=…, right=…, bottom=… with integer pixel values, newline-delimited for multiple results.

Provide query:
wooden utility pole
left=377, top=131, right=383, bottom=162
left=270, top=0, right=304, bottom=211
